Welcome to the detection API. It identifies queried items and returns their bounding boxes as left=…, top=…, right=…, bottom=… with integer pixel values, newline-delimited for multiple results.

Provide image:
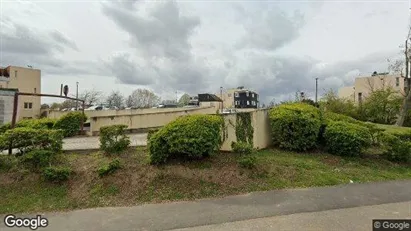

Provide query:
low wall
left=46, top=106, right=217, bottom=120
left=88, top=106, right=217, bottom=135
left=219, top=109, right=272, bottom=151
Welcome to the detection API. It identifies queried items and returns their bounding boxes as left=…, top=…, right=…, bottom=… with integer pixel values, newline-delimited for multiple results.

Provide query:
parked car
left=85, top=105, right=110, bottom=111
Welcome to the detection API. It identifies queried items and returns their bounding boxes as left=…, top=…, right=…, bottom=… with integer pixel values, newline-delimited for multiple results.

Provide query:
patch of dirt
left=321, top=156, right=341, bottom=166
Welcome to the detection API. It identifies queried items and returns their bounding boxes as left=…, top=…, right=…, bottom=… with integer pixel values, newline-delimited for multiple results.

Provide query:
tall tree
left=78, top=89, right=102, bottom=106
left=396, top=38, right=411, bottom=126
left=178, top=93, right=191, bottom=106
left=106, top=91, right=124, bottom=109
left=126, top=89, right=160, bottom=108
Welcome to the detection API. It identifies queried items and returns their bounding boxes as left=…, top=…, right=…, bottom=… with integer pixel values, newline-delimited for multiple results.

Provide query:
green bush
left=99, top=125, right=130, bottom=154
left=0, top=123, right=11, bottom=134
left=53, top=112, right=87, bottom=137
left=269, top=103, right=321, bottom=151
left=21, top=149, right=55, bottom=169
left=231, top=142, right=253, bottom=154
left=149, top=114, right=223, bottom=164
left=324, top=121, right=372, bottom=157
left=323, top=111, right=363, bottom=125
left=238, top=155, right=257, bottom=169
left=147, top=128, right=160, bottom=141
left=0, top=128, right=63, bottom=154
left=98, top=158, right=121, bottom=177
left=0, top=155, right=18, bottom=172
left=16, top=118, right=57, bottom=129
left=43, top=166, right=72, bottom=183
left=379, top=133, right=411, bottom=163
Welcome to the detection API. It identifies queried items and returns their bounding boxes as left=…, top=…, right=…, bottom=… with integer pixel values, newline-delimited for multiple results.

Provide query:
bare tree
left=78, top=89, right=102, bottom=106
left=178, top=93, right=191, bottom=106
left=60, top=100, right=76, bottom=109
left=396, top=38, right=411, bottom=126
left=126, top=89, right=160, bottom=108
left=106, top=91, right=124, bottom=109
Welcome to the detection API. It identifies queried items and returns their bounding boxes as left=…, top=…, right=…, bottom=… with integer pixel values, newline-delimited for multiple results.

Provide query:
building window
left=247, top=101, right=250, bottom=105
left=24, top=102, right=33, bottom=109
left=358, top=93, right=362, bottom=103
left=34, top=88, right=37, bottom=93
left=235, top=101, right=239, bottom=106
left=15, top=70, right=17, bottom=78
left=251, top=93, right=254, bottom=98
left=234, top=92, right=239, bottom=97
left=246, top=92, right=249, bottom=97
left=252, top=101, right=256, bottom=106
left=396, top=77, right=400, bottom=87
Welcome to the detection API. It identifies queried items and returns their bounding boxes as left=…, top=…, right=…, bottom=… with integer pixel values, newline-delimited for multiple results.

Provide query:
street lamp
left=76, top=82, right=79, bottom=110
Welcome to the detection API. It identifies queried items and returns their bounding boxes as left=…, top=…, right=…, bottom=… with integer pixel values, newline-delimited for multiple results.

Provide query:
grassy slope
left=1, top=147, right=411, bottom=214
left=374, top=123, right=411, bottom=134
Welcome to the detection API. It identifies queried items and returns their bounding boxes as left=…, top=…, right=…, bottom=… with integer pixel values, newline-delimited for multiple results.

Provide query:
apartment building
left=220, top=87, right=259, bottom=109
left=338, top=73, right=407, bottom=104
left=0, top=66, right=41, bottom=122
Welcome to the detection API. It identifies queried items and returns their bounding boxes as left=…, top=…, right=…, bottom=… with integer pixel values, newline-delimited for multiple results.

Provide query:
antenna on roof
left=27, top=65, right=33, bottom=68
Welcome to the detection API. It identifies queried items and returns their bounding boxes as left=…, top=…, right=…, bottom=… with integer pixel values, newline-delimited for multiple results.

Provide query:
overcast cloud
left=0, top=0, right=409, bottom=104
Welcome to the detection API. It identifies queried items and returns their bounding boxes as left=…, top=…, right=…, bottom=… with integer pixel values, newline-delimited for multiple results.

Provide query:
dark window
left=358, top=93, right=363, bottom=103
left=24, top=102, right=33, bottom=109
left=396, top=77, right=400, bottom=87
left=234, top=92, right=239, bottom=97
left=15, top=70, right=17, bottom=78
left=34, top=88, right=37, bottom=93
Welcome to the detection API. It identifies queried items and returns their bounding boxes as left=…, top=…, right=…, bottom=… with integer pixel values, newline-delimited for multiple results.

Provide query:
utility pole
left=76, top=82, right=79, bottom=110
left=220, top=86, right=223, bottom=110
left=315, top=78, right=319, bottom=103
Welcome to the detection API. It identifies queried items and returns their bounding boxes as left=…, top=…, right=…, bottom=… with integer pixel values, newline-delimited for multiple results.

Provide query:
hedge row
left=148, top=114, right=223, bottom=164
left=0, top=127, right=63, bottom=154
left=269, top=103, right=411, bottom=162
left=269, top=103, right=322, bottom=151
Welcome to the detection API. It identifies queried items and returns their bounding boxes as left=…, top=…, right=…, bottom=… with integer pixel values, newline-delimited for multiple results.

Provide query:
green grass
left=374, top=123, right=411, bottom=134
left=0, top=182, right=75, bottom=214
left=250, top=149, right=411, bottom=190
left=1, top=147, right=411, bottom=214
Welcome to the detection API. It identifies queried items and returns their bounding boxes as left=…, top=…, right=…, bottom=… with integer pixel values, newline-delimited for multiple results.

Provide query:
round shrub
left=324, top=121, right=372, bottom=157
left=99, top=125, right=130, bottom=154
left=378, top=132, right=411, bottom=163
left=148, top=114, right=223, bottom=164
left=43, top=166, right=72, bottom=183
left=269, top=103, right=321, bottom=151
left=16, top=118, right=57, bottom=129
left=231, top=141, right=253, bottom=155
left=53, top=112, right=87, bottom=137
left=21, top=149, right=56, bottom=169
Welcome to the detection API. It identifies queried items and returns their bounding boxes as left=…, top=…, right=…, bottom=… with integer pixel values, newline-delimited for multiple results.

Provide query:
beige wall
left=338, top=74, right=405, bottom=104
left=220, top=109, right=272, bottom=151
left=0, top=66, right=41, bottom=120
left=47, top=106, right=220, bottom=120
left=353, top=75, right=405, bottom=103
left=88, top=106, right=217, bottom=135
left=338, top=86, right=355, bottom=100
left=220, top=89, right=236, bottom=108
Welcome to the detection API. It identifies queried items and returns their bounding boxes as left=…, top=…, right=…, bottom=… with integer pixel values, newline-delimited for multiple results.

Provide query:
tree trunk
left=395, top=39, right=410, bottom=126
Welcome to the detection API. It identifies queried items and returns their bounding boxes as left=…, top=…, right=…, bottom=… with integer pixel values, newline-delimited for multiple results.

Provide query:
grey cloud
left=1, top=19, right=78, bottom=56
left=235, top=6, right=305, bottom=50
left=50, top=31, right=79, bottom=51
left=106, top=53, right=154, bottom=85
left=102, top=0, right=207, bottom=94
left=223, top=50, right=398, bottom=104
left=102, top=1, right=200, bottom=60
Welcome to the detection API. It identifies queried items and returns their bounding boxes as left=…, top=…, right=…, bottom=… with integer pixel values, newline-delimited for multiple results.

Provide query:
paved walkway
left=62, top=133, right=147, bottom=150
left=175, top=202, right=411, bottom=231
left=1, top=180, right=411, bottom=231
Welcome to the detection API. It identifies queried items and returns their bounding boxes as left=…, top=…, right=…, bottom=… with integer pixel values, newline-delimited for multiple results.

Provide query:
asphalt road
left=1, top=180, right=411, bottom=231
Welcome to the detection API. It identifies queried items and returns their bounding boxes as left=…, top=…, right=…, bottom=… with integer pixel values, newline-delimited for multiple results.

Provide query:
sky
left=1, top=0, right=410, bottom=105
